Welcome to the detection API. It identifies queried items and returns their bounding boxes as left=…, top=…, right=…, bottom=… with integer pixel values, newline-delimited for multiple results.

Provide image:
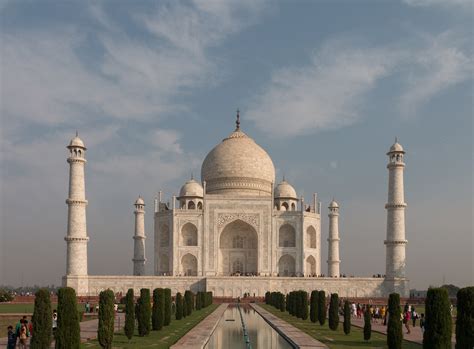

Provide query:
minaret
left=133, top=196, right=146, bottom=276
left=385, top=139, right=407, bottom=279
left=65, top=133, right=89, bottom=276
left=327, top=200, right=341, bottom=277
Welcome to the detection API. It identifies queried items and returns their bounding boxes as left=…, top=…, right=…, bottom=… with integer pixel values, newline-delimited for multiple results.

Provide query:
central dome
left=201, top=121, right=275, bottom=196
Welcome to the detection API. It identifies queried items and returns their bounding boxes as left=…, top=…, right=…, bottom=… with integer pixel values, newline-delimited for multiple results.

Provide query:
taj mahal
left=63, top=112, right=409, bottom=298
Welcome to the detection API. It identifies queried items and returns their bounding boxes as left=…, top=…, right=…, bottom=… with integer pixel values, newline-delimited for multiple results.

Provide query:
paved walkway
left=0, top=313, right=124, bottom=348
left=251, top=304, right=328, bottom=349
left=349, top=316, right=455, bottom=348
left=170, top=303, right=228, bottom=349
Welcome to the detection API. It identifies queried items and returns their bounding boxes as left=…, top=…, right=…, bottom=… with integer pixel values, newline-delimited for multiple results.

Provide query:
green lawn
left=81, top=304, right=219, bottom=349
left=260, top=304, right=422, bottom=349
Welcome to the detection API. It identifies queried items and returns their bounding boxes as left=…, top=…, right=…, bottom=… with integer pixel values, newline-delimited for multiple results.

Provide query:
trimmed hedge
left=423, top=287, right=452, bottom=349
left=456, top=286, right=474, bottom=348
left=30, top=288, right=52, bottom=349
left=387, top=293, right=402, bottom=349
left=124, top=289, right=134, bottom=340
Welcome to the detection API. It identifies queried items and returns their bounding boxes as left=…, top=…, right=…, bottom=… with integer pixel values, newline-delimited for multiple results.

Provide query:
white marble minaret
left=327, top=200, right=341, bottom=277
left=133, top=196, right=146, bottom=275
left=65, top=133, right=89, bottom=276
left=385, top=139, right=407, bottom=279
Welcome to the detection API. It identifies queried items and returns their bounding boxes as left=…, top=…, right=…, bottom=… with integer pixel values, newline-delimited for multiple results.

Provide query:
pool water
left=204, top=304, right=293, bottom=349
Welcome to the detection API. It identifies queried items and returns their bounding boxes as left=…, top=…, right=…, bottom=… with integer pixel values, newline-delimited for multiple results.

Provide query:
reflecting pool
left=204, top=304, right=293, bottom=349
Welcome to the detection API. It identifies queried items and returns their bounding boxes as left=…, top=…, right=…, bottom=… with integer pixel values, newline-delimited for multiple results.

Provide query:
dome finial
left=235, top=109, right=240, bottom=131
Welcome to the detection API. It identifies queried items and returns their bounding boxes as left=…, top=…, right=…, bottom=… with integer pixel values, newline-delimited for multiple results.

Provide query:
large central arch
left=219, top=219, right=258, bottom=275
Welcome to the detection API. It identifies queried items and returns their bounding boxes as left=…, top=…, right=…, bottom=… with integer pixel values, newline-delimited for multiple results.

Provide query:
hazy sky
left=1, top=0, right=472, bottom=290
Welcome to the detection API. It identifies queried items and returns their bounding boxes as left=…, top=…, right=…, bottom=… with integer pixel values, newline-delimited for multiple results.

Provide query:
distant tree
left=456, top=286, right=474, bottom=349
left=343, top=300, right=351, bottom=335
left=328, top=293, right=339, bottom=330
left=137, top=289, right=151, bottom=336
left=30, top=288, right=52, bottom=349
left=363, top=307, right=371, bottom=341
left=152, top=288, right=164, bottom=331
left=55, top=287, right=80, bottom=349
left=301, top=291, right=309, bottom=320
left=310, top=290, right=318, bottom=323
left=318, top=290, right=326, bottom=325
left=387, top=293, right=402, bottom=349
left=423, top=288, right=452, bottom=349
left=164, top=288, right=172, bottom=326
left=124, top=289, right=134, bottom=341
left=98, top=289, right=115, bottom=349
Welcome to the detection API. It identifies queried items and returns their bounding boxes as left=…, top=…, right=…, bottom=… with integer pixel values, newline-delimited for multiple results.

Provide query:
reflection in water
left=204, top=304, right=292, bottom=349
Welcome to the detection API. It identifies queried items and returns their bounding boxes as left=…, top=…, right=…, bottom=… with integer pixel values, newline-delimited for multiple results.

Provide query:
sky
left=1, top=0, right=472, bottom=290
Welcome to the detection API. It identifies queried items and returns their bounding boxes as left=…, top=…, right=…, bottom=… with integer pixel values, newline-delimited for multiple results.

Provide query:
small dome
left=68, top=135, right=86, bottom=149
left=329, top=199, right=339, bottom=208
left=135, top=197, right=145, bottom=205
left=388, top=139, right=404, bottom=153
left=179, top=179, right=203, bottom=198
left=274, top=179, right=297, bottom=199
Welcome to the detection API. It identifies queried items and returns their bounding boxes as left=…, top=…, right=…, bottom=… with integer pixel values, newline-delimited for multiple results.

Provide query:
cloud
left=247, top=32, right=472, bottom=137
left=246, top=41, right=398, bottom=137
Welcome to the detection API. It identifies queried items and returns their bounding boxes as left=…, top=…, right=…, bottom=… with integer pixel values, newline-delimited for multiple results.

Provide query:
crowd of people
left=343, top=301, right=425, bottom=334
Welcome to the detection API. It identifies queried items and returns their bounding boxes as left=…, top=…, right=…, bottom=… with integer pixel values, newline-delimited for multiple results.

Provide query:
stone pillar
left=133, top=196, right=146, bottom=276
left=65, top=134, right=89, bottom=276
left=385, top=139, right=407, bottom=279
left=327, top=200, right=340, bottom=277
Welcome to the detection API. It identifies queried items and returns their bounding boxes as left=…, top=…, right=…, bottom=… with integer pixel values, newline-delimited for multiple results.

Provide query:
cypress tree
left=124, top=289, right=134, bottom=341
left=423, top=287, right=452, bottom=349
left=456, top=286, right=474, bottom=348
left=55, top=287, right=80, bottom=349
left=387, top=293, right=402, bottom=349
left=196, top=292, right=202, bottom=310
left=137, top=288, right=151, bottom=336
left=363, top=307, right=371, bottom=341
left=301, top=291, right=309, bottom=320
left=98, top=289, right=115, bottom=349
left=328, top=293, right=339, bottom=330
left=175, top=293, right=183, bottom=320
left=310, top=290, right=318, bottom=323
left=184, top=291, right=193, bottom=316
left=318, top=290, right=326, bottom=325
left=30, top=288, right=52, bottom=349
left=343, top=300, right=351, bottom=335
left=164, top=288, right=172, bottom=326
left=152, top=288, right=164, bottom=331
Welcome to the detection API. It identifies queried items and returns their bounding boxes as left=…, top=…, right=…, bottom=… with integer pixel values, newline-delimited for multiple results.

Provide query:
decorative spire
left=235, top=109, right=240, bottom=131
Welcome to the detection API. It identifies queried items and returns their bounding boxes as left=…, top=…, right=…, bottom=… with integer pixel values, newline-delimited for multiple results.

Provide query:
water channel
left=204, top=304, right=293, bottom=349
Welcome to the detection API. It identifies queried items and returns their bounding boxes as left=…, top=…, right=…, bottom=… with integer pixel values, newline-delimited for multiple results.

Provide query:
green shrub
left=124, top=289, right=134, bottom=341
left=455, top=286, right=474, bottom=348
left=423, top=288, right=452, bottom=349
left=364, top=307, right=371, bottom=341
left=328, top=293, right=339, bottom=330
left=55, top=287, right=80, bottom=349
left=343, top=300, right=351, bottom=335
left=152, top=288, right=164, bottom=331
left=175, top=293, right=183, bottom=320
left=318, top=290, right=326, bottom=325
left=98, top=289, right=115, bottom=349
left=137, top=289, right=151, bottom=336
left=164, top=288, right=172, bottom=326
left=30, top=288, right=52, bottom=349
left=310, top=290, right=318, bottom=323
left=387, top=293, right=402, bottom=349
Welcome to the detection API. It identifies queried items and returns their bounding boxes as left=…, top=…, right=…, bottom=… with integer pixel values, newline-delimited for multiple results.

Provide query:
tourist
left=419, top=313, right=425, bottom=333
left=7, top=325, right=16, bottom=349
left=404, top=310, right=411, bottom=334
left=52, top=309, right=58, bottom=336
